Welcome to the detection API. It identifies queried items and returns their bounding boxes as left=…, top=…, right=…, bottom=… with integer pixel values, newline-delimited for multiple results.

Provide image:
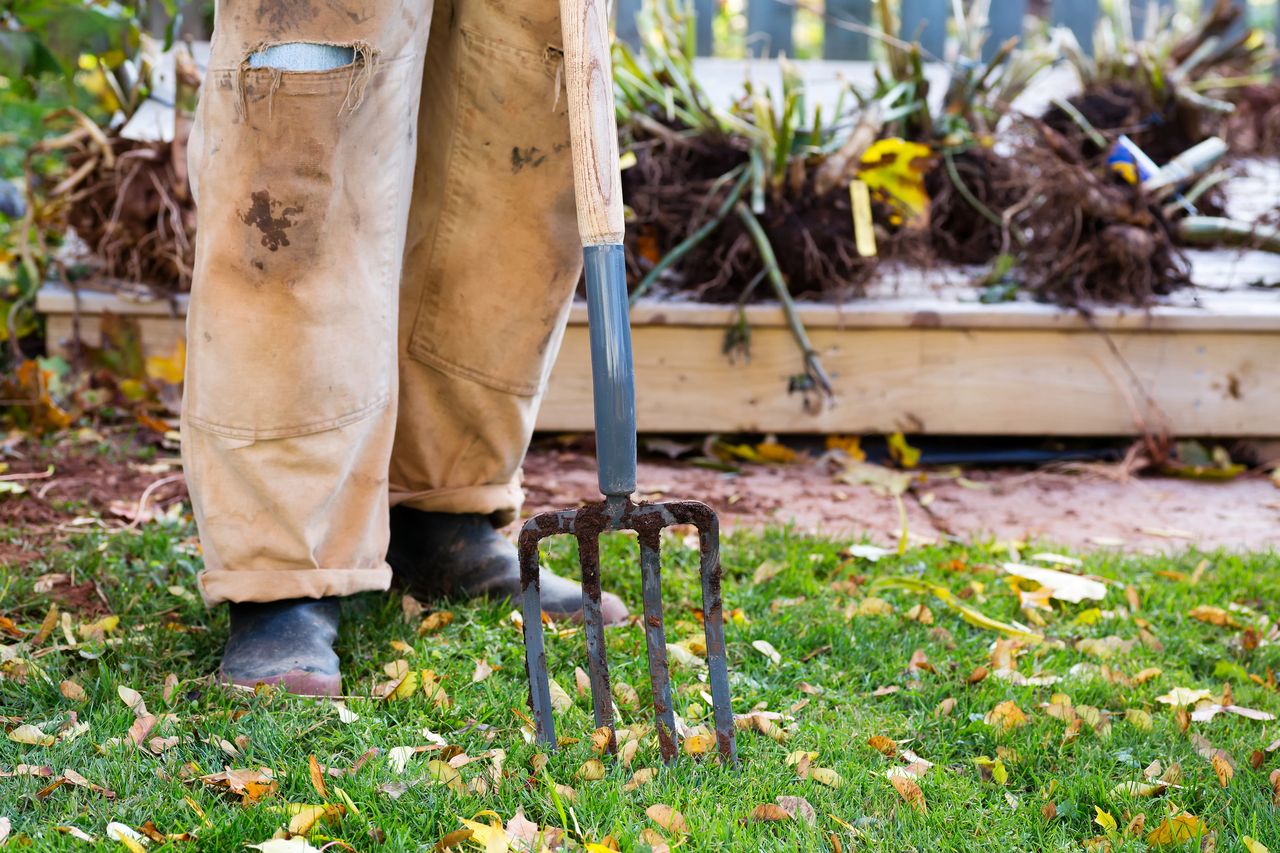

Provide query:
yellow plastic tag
left=849, top=180, right=877, bottom=258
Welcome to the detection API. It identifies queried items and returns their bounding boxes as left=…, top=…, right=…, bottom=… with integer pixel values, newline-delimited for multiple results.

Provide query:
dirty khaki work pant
left=182, top=0, right=581, bottom=604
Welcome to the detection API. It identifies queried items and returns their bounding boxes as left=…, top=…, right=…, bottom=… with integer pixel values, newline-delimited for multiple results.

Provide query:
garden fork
left=518, top=0, right=737, bottom=765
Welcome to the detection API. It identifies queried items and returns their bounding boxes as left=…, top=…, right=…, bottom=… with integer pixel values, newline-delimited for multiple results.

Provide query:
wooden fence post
left=823, top=0, right=872, bottom=59
left=1050, top=0, right=1099, bottom=52
left=749, top=0, right=795, bottom=56
left=694, top=0, right=715, bottom=54
left=615, top=0, right=643, bottom=47
left=899, top=0, right=949, bottom=59
left=986, top=0, right=1028, bottom=59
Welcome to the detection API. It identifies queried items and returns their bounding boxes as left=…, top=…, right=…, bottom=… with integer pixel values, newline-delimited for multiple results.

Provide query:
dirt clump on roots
left=925, top=146, right=1029, bottom=265
left=622, top=129, right=918, bottom=303
left=1012, top=120, right=1190, bottom=306
left=1227, top=83, right=1280, bottom=156
left=62, top=138, right=196, bottom=292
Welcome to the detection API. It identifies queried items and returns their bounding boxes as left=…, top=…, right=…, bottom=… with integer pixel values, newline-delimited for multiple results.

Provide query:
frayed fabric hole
left=235, top=40, right=380, bottom=119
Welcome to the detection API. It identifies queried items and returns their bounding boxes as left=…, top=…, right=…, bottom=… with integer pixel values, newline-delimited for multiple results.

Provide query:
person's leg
left=182, top=0, right=432, bottom=693
left=387, top=0, right=626, bottom=622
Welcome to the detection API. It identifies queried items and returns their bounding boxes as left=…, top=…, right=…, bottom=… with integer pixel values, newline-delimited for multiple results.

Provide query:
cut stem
left=734, top=202, right=836, bottom=404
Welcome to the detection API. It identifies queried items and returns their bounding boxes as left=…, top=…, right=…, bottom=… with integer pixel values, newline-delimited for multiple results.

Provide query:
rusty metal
left=519, top=496, right=737, bottom=765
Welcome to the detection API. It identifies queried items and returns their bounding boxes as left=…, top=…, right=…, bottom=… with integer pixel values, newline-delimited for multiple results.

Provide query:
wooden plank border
left=38, top=283, right=1280, bottom=437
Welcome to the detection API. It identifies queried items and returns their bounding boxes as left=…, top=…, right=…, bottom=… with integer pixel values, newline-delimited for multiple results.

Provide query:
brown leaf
left=889, top=774, right=927, bottom=812
left=1041, top=801, right=1057, bottom=820
left=749, top=804, right=791, bottom=822
left=646, top=804, right=688, bottom=835
left=59, top=680, right=86, bottom=703
left=967, top=666, right=989, bottom=685
left=624, top=767, right=657, bottom=791
left=125, top=715, right=157, bottom=749
left=985, top=700, right=1028, bottom=731
left=867, top=735, right=897, bottom=758
left=1211, top=754, right=1233, bottom=787
left=775, top=795, right=816, bottom=825
left=163, top=673, right=180, bottom=703
left=935, top=697, right=956, bottom=717
left=308, top=755, right=328, bottom=799
left=417, top=611, right=454, bottom=636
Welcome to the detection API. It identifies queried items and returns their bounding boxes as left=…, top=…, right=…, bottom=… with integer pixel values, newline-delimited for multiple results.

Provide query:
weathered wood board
left=38, top=269, right=1280, bottom=437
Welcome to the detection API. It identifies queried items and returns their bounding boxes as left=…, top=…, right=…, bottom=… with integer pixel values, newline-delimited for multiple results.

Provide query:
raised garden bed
left=37, top=246, right=1280, bottom=437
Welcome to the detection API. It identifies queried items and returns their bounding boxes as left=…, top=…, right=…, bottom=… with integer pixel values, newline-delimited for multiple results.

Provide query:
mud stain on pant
left=241, top=190, right=302, bottom=250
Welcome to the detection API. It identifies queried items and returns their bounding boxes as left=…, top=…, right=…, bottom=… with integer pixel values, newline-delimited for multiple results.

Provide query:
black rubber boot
left=387, top=507, right=629, bottom=625
left=218, top=598, right=342, bottom=697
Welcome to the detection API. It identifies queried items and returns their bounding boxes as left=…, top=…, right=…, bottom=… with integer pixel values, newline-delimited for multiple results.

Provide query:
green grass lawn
left=2, top=519, right=1279, bottom=851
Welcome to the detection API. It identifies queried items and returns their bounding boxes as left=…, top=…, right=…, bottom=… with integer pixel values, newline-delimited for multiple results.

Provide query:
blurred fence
left=613, top=0, right=1268, bottom=60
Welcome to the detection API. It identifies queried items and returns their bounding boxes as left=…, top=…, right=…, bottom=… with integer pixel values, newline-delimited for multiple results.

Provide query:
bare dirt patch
left=521, top=445, right=1280, bottom=553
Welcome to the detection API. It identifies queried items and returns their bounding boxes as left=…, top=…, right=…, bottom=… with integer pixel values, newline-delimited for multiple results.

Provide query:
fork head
left=519, top=495, right=737, bottom=765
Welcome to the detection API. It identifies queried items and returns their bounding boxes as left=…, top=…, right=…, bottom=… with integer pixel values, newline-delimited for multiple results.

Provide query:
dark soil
left=0, top=435, right=187, bottom=566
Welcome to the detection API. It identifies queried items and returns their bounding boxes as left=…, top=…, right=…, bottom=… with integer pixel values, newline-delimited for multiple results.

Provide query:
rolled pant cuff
left=198, top=565, right=393, bottom=606
left=390, top=482, right=523, bottom=518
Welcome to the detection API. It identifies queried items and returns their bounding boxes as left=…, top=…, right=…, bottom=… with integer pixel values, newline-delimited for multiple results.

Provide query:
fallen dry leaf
left=808, top=767, right=842, bottom=788
left=472, top=658, right=493, bottom=683
left=625, top=768, right=657, bottom=792
left=749, top=803, right=791, bottom=822
left=867, top=735, right=897, bottom=757
left=985, top=700, right=1028, bottom=731
left=1146, top=811, right=1206, bottom=846
left=889, top=773, right=926, bottom=812
left=776, top=795, right=816, bottom=824
left=417, top=610, right=454, bottom=635
left=8, top=724, right=54, bottom=746
left=578, top=759, right=606, bottom=781
left=646, top=804, right=688, bottom=835
left=59, top=680, right=86, bottom=703
left=751, top=639, right=781, bottom=666
left=1211, top=753, right=1233, bottom=787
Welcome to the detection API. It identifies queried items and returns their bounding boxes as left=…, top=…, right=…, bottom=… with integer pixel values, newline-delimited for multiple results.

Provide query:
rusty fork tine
left=519, top=524, right=556, bottom=748
left=577, top=531, right=617, bottom=751
left=638, top=526, right=678, bottom=762
left=687, top=505, right=738, bottom=766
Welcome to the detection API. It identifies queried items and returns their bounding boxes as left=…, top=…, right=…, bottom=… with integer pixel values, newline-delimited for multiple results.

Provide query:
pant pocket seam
left=187, top=393, right=390, bottom=441
left=406, top=343, right=540, bottom=396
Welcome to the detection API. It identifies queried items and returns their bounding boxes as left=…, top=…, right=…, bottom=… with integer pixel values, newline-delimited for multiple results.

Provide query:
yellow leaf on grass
left=387, top=669, right=420, bottom=701
left=973, top=756, right=1008, bottom=785
left=1146, top=811, right=1206, bottom=846
left=1094, top=807, right=1118, bottom=833
left=458, top=813, right=510, bottom=853
left=682, top=733, right=714, bottom=755
left=645, top=804, right=688, bottom=835
left=1125, top=709, right=1153, bottom=731
left=1243, top=837, right=1270, bottom=853
left=856, top=597, right=894, bottom=617
left=8, top=724, right=54, bottom=746
left=1155, top=687, right=1214, bottom=707
left=1188, top=605, right=1238, bottom=628
left=809, top=767, right=842, bottom=788
left=1133, top=667, right=1163, bottom=684
left=985, top=701, right=1028, bottom=731
left=578, top=759, right=606, bottom=781
left=889, top=774, right=926, bottom=812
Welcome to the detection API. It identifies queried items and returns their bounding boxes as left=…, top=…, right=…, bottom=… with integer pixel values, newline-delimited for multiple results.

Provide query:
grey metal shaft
left=582, top=243, right=637, bottom=499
